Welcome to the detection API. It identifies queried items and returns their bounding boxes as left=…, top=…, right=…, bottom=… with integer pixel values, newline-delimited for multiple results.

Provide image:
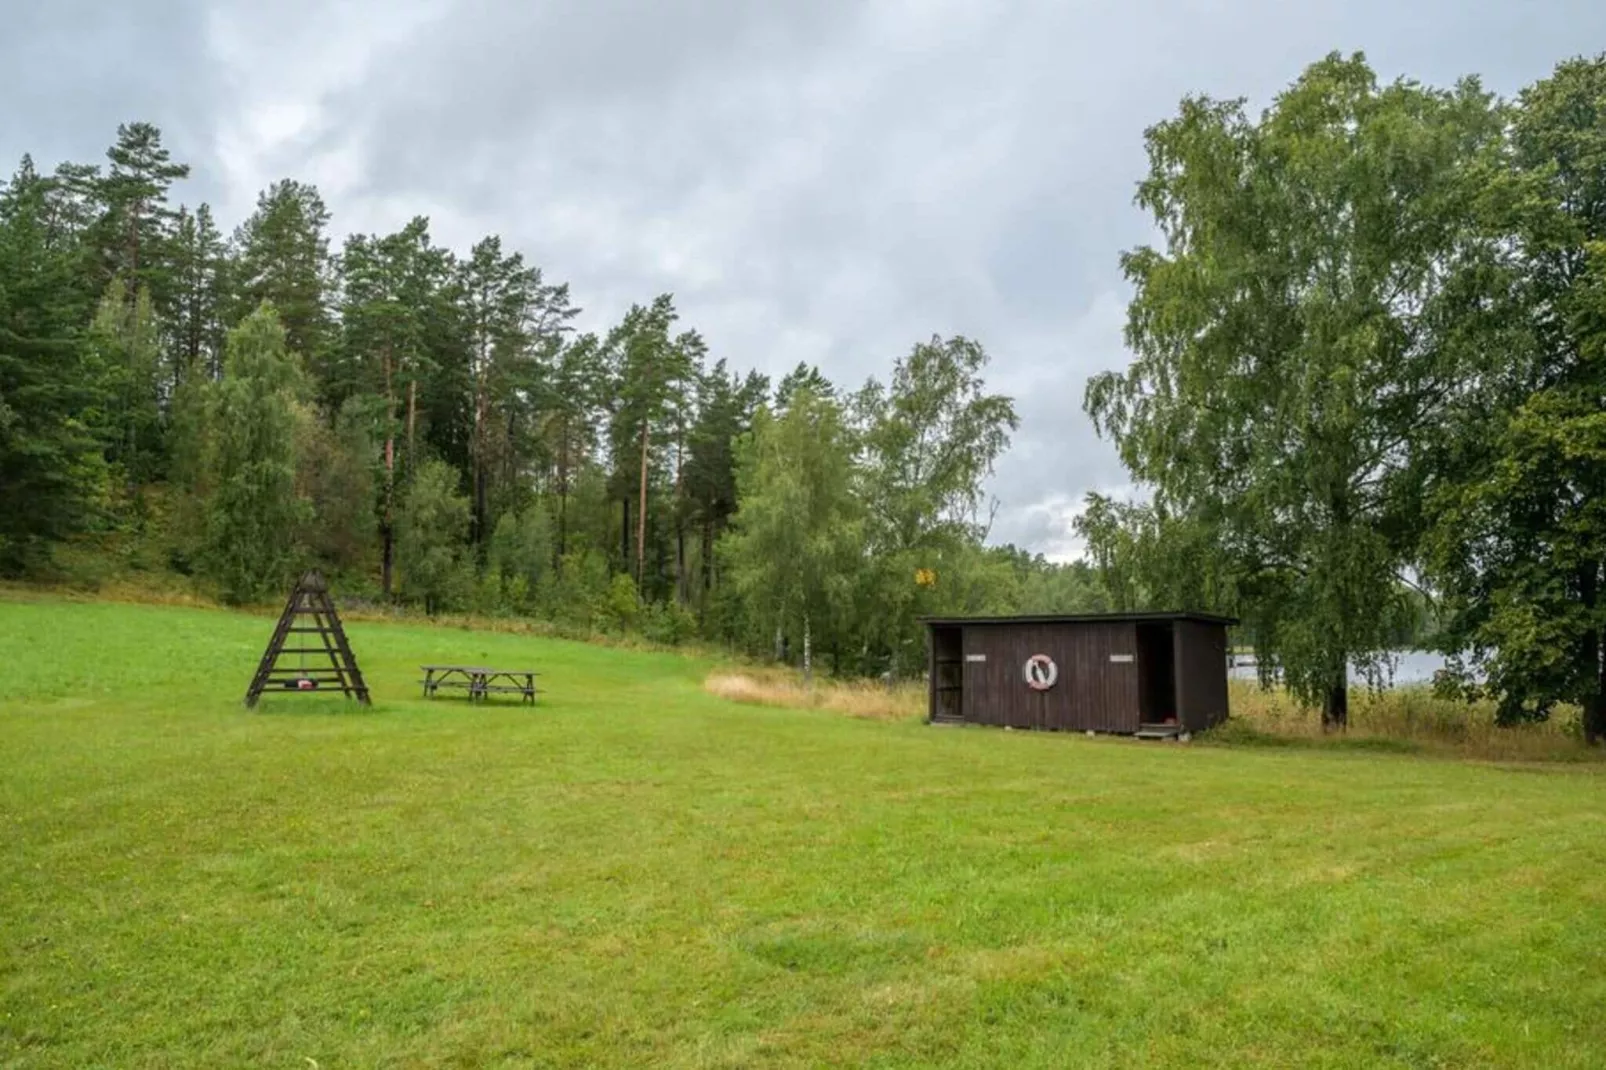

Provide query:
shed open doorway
left=1136, top=621, right=1176, bottom=726
left=930, top=625, right=963, bottom=723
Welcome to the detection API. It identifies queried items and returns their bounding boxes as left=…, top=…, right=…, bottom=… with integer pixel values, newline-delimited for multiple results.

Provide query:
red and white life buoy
left=1023, top=653, right=1058, bottom=691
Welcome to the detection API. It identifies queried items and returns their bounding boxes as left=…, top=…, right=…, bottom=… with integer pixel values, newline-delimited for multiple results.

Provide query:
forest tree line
left=0, top=123, right=1102, bottom=679
left=5, top=49, right=1598, bottom=729
left=1079, top=52, right=1606, bottom=739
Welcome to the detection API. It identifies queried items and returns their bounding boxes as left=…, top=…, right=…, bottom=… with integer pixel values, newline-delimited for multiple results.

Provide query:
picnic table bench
left=419, top=664, right=539, bottom=704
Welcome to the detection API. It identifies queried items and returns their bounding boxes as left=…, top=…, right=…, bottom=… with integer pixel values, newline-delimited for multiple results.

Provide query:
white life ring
left=1023, top=653, right=1058, bottom=691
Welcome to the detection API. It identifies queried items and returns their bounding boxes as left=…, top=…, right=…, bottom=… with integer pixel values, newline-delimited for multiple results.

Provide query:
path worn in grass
left=2, top=598, right=1605, bottom=1068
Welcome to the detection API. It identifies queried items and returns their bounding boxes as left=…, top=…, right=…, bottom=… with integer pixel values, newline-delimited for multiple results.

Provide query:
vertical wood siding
left=960, top=621, right=1141, bottom=732
left=1175, top=619, right=1230, bottom=732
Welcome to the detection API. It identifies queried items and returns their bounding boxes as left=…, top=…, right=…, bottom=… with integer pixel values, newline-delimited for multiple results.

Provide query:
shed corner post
left=1173, top=621, right=1186, bottom=731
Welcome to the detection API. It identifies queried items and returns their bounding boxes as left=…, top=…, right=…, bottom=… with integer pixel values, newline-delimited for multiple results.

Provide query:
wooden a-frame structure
left=245, top=569, right=370, bottom=708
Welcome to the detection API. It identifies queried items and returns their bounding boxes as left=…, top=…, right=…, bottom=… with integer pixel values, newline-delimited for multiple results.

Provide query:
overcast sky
left=6, top=0, right=1602, bottom=559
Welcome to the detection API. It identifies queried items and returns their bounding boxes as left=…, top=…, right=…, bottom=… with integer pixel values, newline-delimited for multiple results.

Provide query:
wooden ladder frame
left=244, top=569, right=371, bottom=708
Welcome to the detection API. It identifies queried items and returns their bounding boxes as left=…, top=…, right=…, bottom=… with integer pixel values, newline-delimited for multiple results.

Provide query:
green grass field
left=3, top=597, right=1605, bottom=1068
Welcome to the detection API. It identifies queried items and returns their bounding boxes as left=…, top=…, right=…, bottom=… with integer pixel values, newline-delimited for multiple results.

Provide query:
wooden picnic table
left=420, top=664, right=539, bottom=704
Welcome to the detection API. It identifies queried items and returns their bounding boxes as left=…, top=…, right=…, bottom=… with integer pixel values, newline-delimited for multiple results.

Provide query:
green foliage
left=721, top=387, right=864, bottom=668
left=294, top=398, right=377, bottom=574
left=0, top=120, right=1045, bottom=666
left=0, top=158, right=106, bottom=573
left=459, top=235, right=577, bottom=541
left=852, top=335, right=1019, bottom=675
left=604, top=295, right=698, bottom=595
left=487, top=500, right=554, bottom=610
left=1085, top=52, right=1506, bottom=724
left=86, top=277, right=164, bottom=485
left=201, top=304, right=308, bottom=604
left=856, top=336, right=1018, bottom=549
left=169, top=203, right=229, bottom=381
left=94, top=121, right=189, bottom=314
left=233, top=180, right=333, bottom=379
left=1424, top=56, right=1606, bottom=740
left=396, top=458, right=471, bottom=614
left=548, top=547, right=611, bottom=630
left=603, top=572, right=641, bottom=632
left=639, top=598, right=698, bottom=645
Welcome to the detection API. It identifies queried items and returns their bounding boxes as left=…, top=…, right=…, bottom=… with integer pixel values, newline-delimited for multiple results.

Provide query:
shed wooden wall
left=1174, top=619, right=1230, bottom=733
left=959, top=621, right=1142, bottom=733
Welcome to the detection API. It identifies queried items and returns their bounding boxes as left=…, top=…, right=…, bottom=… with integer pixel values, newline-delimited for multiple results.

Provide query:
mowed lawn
left=3, top=599, right=1605, bottom=1068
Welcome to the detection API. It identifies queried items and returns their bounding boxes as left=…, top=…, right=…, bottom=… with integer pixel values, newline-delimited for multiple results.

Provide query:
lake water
left=1228, top=649, right=1457, bottom=689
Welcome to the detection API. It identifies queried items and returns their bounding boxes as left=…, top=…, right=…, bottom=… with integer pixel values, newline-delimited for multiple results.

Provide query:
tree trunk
left=407, top=378, right=418, bottom=473
left=1583, top=564, right=1604, bottom=745
left=620, top=494, right=632, bottom=571
left=472, top=339, right=488, bottom=546
left=676, top=526, right=687, bottom=606
left=674, top=418, right=686, bottom=605
left=381, top=350, right=396, bottom=599
left=474, top=462, right=488, bottom=548
left=637, top=419, right=649, bottom=590
left=701, top=521, right=714, bottom=594
left=381, top=461, right=394, bottom=599
left=472, top=402, right=486, bottom=547
left=555, top=420, right=570, bottom=567
left=803, top=613, right=813, bottom=688
left=1322, top=660, right=1349, bottom=731
left=1585, top=634, right=1605, bottom=745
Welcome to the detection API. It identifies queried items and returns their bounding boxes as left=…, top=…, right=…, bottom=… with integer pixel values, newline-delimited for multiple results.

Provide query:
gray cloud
left=2, top=0, right=220, bottom=176
left=6, top=0, right=1604, bottom=559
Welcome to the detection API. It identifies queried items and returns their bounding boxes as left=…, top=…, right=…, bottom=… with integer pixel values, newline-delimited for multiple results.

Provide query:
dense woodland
left=2, top=49, right=1602, bottom=738
left=0, top=119, right=1101, bottom=680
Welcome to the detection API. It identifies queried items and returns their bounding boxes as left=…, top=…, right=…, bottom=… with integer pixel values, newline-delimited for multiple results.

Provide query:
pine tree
left=668, top=329, right=706, bottom=604
left=606, top=295, right=695, bottom=594
left=202, top=304, right=308, bottom=604
left=458, top=235, right=577, bottom=544
left=86, top=277, right=164, bottom=485
left=0, top=157, right=107, bottom=572
left=95, top=122, right=189, bottom=313
left=337, top=219, right=451, bottom=594
left=542, top=332, right=605, bottom=563
left=684, top=360, right=769, bottom=603
left=233, top=180, right=333, bottom=384
left=171, top=203, right=229, bottom=384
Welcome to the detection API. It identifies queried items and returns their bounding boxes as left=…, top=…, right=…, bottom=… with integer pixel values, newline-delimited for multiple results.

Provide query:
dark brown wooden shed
left=923, top=612, right=1237, bottom=737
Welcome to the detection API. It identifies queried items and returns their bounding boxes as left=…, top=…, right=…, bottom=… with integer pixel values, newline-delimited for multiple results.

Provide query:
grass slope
left=2, top=597, right=1605, bottom=1068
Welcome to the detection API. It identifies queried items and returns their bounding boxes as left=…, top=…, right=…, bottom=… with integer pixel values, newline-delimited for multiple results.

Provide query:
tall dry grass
left=1217, top=680, right=1597, bottom=762
left=703, top=669, right=925, bottom=722
left=703, top=669, right=1602, bottom=763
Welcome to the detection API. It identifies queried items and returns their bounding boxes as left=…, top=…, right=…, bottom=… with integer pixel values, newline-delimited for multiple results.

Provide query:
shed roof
left=920, top=611, right=1239, bottom=627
